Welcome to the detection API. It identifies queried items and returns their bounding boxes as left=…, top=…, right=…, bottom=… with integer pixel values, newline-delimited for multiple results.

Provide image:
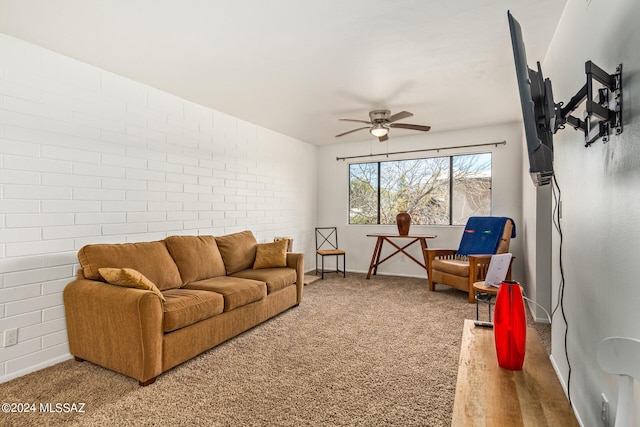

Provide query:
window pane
left=349, top=163, right=378, bottom=224
left=452, top=153, right=492, bottom=225
left=380, top=157, right=450, bottom=225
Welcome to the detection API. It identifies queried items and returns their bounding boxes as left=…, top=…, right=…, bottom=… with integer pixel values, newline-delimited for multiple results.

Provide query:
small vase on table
left=396, top=211, right=411, bottom=236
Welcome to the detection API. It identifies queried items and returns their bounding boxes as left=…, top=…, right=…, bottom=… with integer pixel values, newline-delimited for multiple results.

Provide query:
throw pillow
left=98, top=267, right=166, bottom=302
left=253, top=239, right=288, bottom=269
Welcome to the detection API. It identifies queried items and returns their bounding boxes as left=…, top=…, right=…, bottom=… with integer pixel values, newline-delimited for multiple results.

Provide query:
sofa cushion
left=184, top=276, right=266, bottom=312
left=98, top=267, right=166, bottom=302
left=215, top=231, right=258, bottom=275
left=78, top=241, right=183, bottom=291
left=431, top=259, right=470, bottom=277
left=164, top=235, right=227, bottom=284
left=232, top=268, right=296, bottom=294
left=161, top=289, right=225, bottom=333
left=253, top=239, right=288, bottom=269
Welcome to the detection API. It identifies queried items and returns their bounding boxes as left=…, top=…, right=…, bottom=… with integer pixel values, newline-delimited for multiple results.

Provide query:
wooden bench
left=452, top=319, right=578, bottom=426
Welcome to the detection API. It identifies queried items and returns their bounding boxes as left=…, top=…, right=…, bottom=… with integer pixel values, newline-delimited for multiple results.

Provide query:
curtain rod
left=336, top=140, right=507, bottom=161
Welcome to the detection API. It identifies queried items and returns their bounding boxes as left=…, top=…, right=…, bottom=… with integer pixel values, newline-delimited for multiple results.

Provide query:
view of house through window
left=349, top=153, right=491, bottom=226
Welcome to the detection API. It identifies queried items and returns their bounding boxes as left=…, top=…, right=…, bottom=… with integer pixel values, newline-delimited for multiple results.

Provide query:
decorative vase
left=396, top=211, right=411, bottom=236
left=493, top=280, right=526, bottom=370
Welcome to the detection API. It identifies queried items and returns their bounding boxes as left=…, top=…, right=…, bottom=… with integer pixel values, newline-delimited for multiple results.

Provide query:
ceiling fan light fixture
left=336, top=110, right=429, bottom=140
left=370, top=123, right=388, bottom=137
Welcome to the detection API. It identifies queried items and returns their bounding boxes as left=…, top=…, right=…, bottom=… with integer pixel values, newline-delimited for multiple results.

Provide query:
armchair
left=426, top=216, right=515, bottom=303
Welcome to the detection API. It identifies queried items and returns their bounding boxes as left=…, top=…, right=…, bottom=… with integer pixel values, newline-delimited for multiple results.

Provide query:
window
left=349, top=153, right=491, bottom=225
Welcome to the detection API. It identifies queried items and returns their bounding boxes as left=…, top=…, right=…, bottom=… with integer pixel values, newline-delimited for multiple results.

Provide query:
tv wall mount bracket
left=555, top=61, right=622, bottom=147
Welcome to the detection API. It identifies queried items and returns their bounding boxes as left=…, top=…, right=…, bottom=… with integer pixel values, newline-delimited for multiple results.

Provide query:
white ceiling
left=0, top=0, right=566, bottom=146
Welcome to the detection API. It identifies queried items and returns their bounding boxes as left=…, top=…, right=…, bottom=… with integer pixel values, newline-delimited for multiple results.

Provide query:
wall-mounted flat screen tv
left=508, top=11, right=556, bottom=187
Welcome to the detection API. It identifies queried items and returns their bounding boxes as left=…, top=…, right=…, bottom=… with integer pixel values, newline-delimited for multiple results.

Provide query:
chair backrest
left=457, top=217, right=515, bottom=256
left=316, top=227, right=339, bottom=251
left=496, top=219, right=514, bottom=254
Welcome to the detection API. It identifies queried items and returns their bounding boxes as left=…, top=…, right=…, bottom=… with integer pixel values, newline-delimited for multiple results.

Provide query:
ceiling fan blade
left=390, top=123, right=431, bottom=132
left=388, top=111, right=413, bottom=123
left=335, top=126, right=370, bottom=137
left=378, top=134, right=389, bottom=142
left=339, top=119, right=372, bottom=124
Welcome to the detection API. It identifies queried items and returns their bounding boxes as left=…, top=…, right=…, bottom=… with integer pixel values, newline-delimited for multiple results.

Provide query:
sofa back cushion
left=215, top=230, right=258, bottom=275
left=77, top=241, right=183, bottom=291
left=98, top=267, right=166, bottom=301
left=164, top=235, right=227, bottom=284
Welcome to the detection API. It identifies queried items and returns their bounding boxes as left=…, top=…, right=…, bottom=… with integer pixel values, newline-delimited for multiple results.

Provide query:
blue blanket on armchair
left=457, top=216, right=515, bottom=256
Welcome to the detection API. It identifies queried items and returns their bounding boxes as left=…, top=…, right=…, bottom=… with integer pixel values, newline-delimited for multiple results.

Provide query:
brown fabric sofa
left=63, top=231, right=304, bottom=386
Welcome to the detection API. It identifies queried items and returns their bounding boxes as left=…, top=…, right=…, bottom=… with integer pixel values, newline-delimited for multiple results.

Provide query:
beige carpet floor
left=0, top=273, right=549, bottom=426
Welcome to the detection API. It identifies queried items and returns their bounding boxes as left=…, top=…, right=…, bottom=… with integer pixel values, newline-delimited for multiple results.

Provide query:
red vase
left=396, top=211, right=411, bottom=235
left=493, top=281, right=526, bottom=370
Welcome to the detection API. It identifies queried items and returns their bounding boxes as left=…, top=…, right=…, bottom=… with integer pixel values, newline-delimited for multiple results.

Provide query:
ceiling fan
left=336, top=110, right=431, bottom=142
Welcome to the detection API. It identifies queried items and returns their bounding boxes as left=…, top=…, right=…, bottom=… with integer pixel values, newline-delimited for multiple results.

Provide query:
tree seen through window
left=349, top=153, right=491, bottom=225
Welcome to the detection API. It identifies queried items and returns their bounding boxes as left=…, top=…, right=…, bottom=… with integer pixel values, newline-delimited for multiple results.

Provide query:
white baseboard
left=550, top=354, right=585, bottom=427
left=0, top=353, right=73, bottom=385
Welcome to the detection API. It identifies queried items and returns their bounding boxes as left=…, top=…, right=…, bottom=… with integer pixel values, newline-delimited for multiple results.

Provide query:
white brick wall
left=0, top=34, right=318, bottom=383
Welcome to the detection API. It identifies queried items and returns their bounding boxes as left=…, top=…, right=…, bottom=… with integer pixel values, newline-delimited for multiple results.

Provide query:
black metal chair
left=315, top=227, right=346, bottom=279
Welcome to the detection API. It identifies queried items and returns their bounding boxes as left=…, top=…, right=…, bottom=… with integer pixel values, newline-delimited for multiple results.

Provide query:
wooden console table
left=365, top=234, right=436, bottom=279
left=452, top=319, right=578, bottom=426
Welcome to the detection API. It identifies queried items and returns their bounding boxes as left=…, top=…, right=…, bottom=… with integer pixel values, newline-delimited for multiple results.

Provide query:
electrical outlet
left=400, top=255, right=406, bottom=263
left=601, top=393, right=610, bottom=427
left=3, top=328, right=18, bottom=347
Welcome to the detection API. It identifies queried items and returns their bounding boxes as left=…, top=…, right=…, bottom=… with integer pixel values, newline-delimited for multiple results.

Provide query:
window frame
left=348, top=152, right=492, bottom=226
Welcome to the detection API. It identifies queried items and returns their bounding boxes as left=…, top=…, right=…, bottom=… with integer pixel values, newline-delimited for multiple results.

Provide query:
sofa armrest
left=467, top=254, right=493, bottom=283
left=426, top=249, right=458, bottom=291
left=63, top=279, right=164, bottom=384
left=286, top=252, right=305, bottom=303
left=468, top=254, right=515, bottom=282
